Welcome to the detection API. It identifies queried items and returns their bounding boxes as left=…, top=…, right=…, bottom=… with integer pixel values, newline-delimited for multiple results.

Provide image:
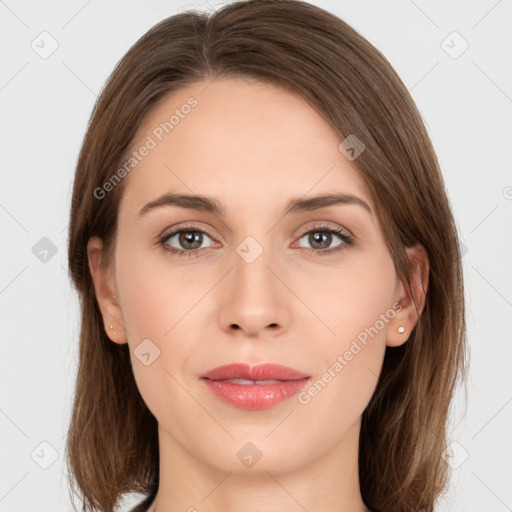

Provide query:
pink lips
left=200, top=363, right=310, bottom=410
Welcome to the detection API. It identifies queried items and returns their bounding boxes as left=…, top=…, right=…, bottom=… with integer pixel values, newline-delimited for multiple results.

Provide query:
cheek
left=113, top=237, right=195, bottom=392
left=297, top=246, right=397, bottom=350
left=115, top=235, right=202, bottom=340
left=331, top=263, right=396, bottom=346
left=295, top=249, right=396, bottom=414
left=114, top=245, right=202, bottom=426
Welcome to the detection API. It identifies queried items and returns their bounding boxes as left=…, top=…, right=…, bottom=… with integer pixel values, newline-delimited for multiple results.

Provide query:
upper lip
left=200, top=363, right=309, bottom=381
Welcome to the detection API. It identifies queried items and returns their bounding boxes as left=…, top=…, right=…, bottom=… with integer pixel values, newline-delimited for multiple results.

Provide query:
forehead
left=118, top=76, right=374, bottom=221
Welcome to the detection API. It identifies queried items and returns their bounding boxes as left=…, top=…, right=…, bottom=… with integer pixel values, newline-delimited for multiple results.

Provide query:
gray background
left=1, top=0, right=511, bottom=511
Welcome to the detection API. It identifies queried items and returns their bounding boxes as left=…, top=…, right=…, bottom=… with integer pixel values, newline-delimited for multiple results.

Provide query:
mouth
left=212, top=378, right=283, bottom=385
left=200, top=363, right=310, bottom=410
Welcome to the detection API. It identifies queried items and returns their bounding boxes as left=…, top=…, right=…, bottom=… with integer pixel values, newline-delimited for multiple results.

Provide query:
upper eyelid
left=161, top=223, right=217, bottom=241
left=161, top=221, right=350, bottom=238
left=295, top=222, right=352, bottom=237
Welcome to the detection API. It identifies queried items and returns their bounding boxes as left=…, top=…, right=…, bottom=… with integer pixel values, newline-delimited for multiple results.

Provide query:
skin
left=88, top=76, right=429, bottom=512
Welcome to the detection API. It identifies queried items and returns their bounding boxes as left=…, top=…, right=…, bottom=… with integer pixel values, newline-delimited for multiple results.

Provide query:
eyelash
left=157, top=223, right=355, bottom=258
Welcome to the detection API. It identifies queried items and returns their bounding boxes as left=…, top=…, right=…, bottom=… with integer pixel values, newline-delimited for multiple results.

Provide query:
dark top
left=128, top=475, right=158, bottom=512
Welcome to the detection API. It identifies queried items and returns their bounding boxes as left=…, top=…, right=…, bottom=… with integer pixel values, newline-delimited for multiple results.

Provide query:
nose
left=218, top=242, right=291, bottom=338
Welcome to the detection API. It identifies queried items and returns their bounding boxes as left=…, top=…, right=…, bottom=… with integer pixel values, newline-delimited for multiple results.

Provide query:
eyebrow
left=139, top=192, right=372, bottom=217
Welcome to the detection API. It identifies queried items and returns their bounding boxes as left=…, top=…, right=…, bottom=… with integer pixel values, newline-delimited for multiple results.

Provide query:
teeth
left=222, top=378, right=281, bottom=385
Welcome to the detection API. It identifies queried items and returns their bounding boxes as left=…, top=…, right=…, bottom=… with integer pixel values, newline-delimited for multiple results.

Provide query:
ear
left=387, top=243, right=429, bottom=347
left=87, top=236, right=127, bottom=344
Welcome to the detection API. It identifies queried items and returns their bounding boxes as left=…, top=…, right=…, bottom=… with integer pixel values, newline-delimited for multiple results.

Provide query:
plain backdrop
left=1, top=1, right=511, bottom=511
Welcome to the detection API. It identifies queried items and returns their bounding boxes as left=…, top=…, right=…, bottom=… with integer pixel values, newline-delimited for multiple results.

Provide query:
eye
left=157, top=222, right=355, bottom=258
left=158, top=225, right=216, bottom=258
left=295, top=223, right=354, bottom=256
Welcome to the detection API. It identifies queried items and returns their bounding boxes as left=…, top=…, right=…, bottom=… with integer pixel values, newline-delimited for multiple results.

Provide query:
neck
left=148, top=418, right=369, bottom=512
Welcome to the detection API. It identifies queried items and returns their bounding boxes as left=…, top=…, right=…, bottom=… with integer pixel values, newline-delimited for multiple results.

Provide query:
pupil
left=180, top=231, right=201, bottom=249
left=311, top=232, right=330, bottom=249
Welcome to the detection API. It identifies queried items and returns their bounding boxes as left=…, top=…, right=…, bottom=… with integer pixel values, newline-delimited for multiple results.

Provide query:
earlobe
left=87, top=236, right=127, bottom=344
left=387, top=244, right=430, bottom=347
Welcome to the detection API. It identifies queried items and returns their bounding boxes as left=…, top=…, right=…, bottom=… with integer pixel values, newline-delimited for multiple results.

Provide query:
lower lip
left=201, top=378, right=310, bottom=410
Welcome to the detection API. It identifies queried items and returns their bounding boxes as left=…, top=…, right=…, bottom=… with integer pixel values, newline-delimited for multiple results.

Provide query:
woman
left=65, top=1, right=467, bottom=511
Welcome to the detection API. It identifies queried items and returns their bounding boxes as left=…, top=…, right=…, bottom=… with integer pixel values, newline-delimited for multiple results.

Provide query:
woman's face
left=91, top=76, right=413, bottom=474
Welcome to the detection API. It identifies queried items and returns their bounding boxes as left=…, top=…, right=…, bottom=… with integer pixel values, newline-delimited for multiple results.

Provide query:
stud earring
left=109, top=324, right=117, bottom=335
left=397, top=326, right=405, bottom=333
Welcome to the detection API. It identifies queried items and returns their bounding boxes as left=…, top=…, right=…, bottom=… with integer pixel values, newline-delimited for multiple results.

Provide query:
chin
left=195, top=437, right=312, bottom=476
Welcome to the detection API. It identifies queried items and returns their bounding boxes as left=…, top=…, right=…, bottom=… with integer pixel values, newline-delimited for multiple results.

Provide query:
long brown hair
left=66, top=1, right=468, bottom=511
